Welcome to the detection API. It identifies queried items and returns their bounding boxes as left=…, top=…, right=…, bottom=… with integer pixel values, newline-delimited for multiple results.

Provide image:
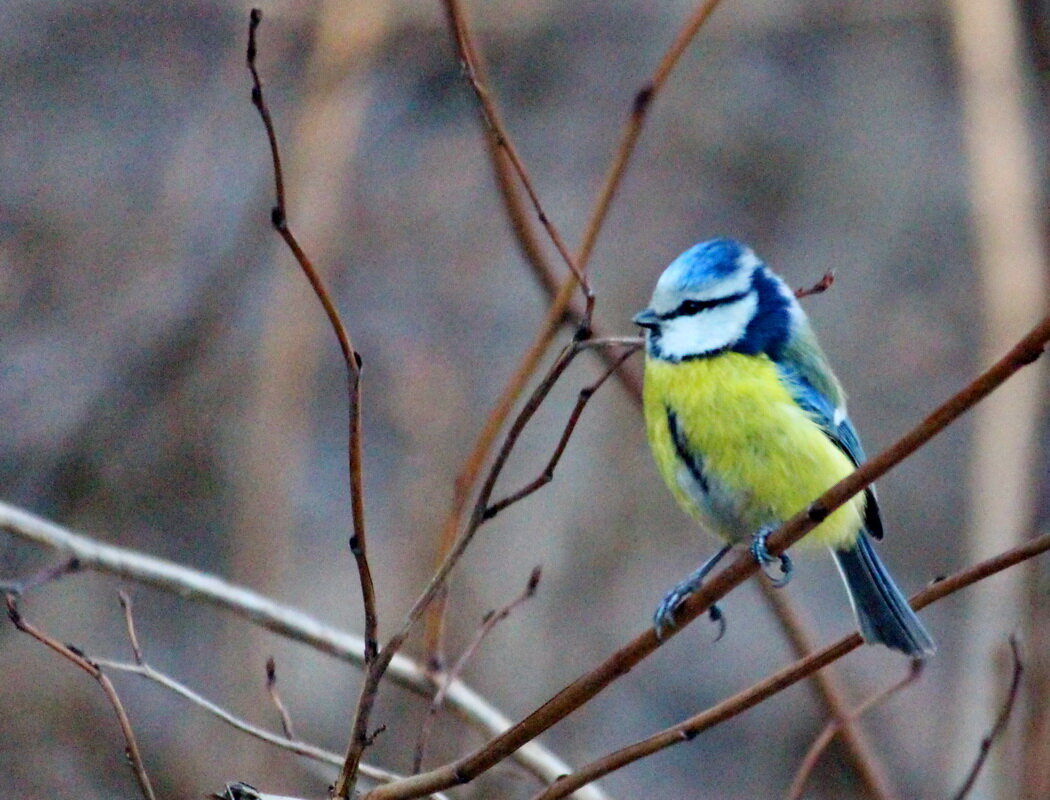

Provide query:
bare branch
left=0, top=500, right=589, bottom=793
left=246, top=8, right=377, bottom=664
left=786, top=660, right=924, bottom=800
left=794, top=271, right=835, bottom=299
left=362, top=312, right=1050, bottom=800
left=525, top=537, right=1050, bottom=800
left=443, top=0, right=594, bottom=328
left=266, top=656, right=298, bottom=741
left=0, top=557, right=80, bottom=594
left=414, top=567, right=543, bottom=774
left=952, top=637, right=1025, bottom=800
left=484, top=343, right=639, bottom=520
left=758, top=583, right=898, bottom=800
left=6, top=594, right=157, bottom=800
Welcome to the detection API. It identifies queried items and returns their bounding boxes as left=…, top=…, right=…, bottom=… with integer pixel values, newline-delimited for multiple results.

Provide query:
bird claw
left=653, top=581, right=725, bottom=641
left=751, top=527, right=793, bottom=587
left=653, top=543, right=734, bottom=640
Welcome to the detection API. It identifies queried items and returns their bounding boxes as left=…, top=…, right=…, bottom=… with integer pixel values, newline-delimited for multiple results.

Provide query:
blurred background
left=1, top=1, right=1048, bottom=798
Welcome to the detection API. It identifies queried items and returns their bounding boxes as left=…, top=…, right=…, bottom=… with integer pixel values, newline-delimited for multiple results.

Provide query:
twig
left=0, top=557, right=80, bottom=594
left=758, top=583, right=898, bottom=800
left=413, top=567, right=542, bottom=774
left=484, top=344, right=639, bottom=520
left=266, top=656, right=298, bottom=741
left=118, top=590, right=144, bottom=663
left=952, top=636, right=1025, bottom=800
left=794, top=271, right=835, bottom=299
left=524, top=538, right=1050, bottom=800
left=361, top=312, right=1050, bottom=800
left=443, top=0, right=594, bottom=328
left=105, top=594, right=443, bottom=793
left=246, top=8, right=377, bottom=664
left=575, top=0, right=725, bottom=270
left=786, top=660, right=924, bottom=800
left=5, top=594, right=157, bottom=800
left=0, top=500, right=590, bottom=794
left=335, top=337, right=627, bottom=796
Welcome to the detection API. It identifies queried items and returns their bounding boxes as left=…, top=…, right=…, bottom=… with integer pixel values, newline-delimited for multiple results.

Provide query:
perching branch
left=6, top=594, right=157, bottom=800
left=528, top=537, right=1050, bottom=800
left=362, top=312, right=1050, bottom=800
left=246, top=8, right=377, bottom=665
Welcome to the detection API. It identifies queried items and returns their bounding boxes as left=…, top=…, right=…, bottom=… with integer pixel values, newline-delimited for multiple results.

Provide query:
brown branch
left=362, top=312, right=1050, bottom=799
left=526, top=536, right=1050, bottom=800
left=794, top=270, right=835, bottom=299
left=334, top=336, right=618, bottom=796
left=484, top=343, right=640, bottom=520
left=758, top=583, right=899, bottom=800
left=246, top=8, right=377, bottom=665
left=413, top=567, right=542, bottom=774
left=6, top=594, right=157, bottom=800
left=786, top=660, right=924, bottom=800
left=576, top=0, right=724, bottom=268
left=952, top=636, right=1025, bottom=800
left=443, top=0, right=594, bottom=327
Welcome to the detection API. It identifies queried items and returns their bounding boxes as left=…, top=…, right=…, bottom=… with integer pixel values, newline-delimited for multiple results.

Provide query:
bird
left=633, top=237, right=935, bottom=657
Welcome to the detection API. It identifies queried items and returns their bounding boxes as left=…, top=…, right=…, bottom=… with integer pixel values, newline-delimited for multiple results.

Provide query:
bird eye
left=679, top=300, right=703, bottom=315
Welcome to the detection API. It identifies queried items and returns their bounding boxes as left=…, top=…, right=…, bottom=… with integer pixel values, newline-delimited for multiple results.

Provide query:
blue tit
left=633, top=238, right=934, bottom=657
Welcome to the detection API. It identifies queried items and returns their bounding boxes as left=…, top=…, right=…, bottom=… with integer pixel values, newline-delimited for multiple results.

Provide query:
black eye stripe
left=662, top=290, right=750, bottom=320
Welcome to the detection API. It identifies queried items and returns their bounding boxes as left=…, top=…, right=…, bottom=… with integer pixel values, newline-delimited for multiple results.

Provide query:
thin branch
left=0, top=500, right=588, bottom=794
left=525, top=537, right=1050, bottom=800
left=484, top=343, right=639, bottom=520
left=362, top=312, right=1050, bottom=800
left=952, top=636, right=1025, bottom=800
left=414, top=567, right=542, bottom=774
left=575, top=0, right=725, bottom=269
left=443, top=0, right=594, bottom=327
left=758, top=583, right=898, bottom=800
left=5, top=594, right=157, bottom=800
left=335, top=337, right=611, bottom=796
left=118, top=590, right=145, bottom=663
left=0, top=557, right=80, bottom=594
left=266, top=656, right=298, bottom=741
left=246, top=8, right=377, bottom=664
left=786, top=660, right=924, bottom=800
left=794, top=270, right=835, bottom=299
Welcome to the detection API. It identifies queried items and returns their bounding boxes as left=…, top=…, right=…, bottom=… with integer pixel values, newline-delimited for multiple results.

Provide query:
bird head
left=633, top=238, right=802, bottom=362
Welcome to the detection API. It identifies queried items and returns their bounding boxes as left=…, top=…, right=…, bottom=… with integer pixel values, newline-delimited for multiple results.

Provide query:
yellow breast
left=642, top=352, right=865, bottom=549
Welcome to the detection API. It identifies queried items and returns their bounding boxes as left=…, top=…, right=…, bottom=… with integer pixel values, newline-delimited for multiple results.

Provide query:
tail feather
left=833, top=536, right=935, bottom=658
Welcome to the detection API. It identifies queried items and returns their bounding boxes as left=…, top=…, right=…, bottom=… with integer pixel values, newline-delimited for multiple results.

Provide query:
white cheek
left=658, top=295, right=757, bottom=359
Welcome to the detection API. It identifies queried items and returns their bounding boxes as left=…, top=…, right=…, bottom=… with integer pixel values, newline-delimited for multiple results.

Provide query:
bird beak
left=632, top=308, right=660, bottom=330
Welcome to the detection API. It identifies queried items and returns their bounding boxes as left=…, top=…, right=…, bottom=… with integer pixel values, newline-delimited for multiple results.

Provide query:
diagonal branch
left=528, top=538, right=1050, bottom=800
left=0, top=499, right=588, bottom=793
left=952, top=636, right=1024, bottom=800
left=362, top=312, right=1050, bottom=799
left=786, top=659, right=924, bottom=800
left=6, top=594, right=157, bottom=800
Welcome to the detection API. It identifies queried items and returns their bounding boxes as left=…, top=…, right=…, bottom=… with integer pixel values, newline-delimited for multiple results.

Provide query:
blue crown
left=662, top=238, right=752, bottom=292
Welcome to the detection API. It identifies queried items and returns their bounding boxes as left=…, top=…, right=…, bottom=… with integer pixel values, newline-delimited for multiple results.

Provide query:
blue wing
left=775, top=361, right=884, bottom=540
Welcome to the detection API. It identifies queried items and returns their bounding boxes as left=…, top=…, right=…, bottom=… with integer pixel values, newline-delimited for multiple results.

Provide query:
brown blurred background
left=1, top=1, right=1048, bottom=799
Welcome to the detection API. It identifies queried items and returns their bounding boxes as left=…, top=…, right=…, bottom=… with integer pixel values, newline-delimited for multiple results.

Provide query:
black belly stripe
left=666, top=408, right=708, bottom=494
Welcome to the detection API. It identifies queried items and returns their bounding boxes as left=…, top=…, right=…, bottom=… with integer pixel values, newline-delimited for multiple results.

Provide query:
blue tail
left=833, top=536, right=935, bottom=658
